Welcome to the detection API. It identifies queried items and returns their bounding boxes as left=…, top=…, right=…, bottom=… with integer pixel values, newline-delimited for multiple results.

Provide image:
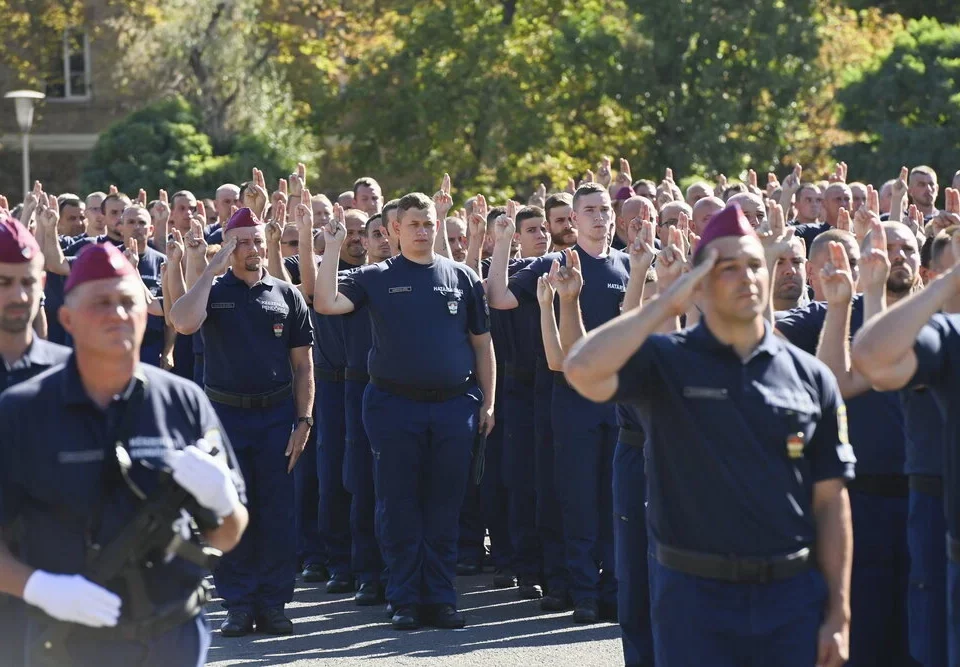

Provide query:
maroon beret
left=63, top=243, right=136, bottom=295
left=224, top=207, right=261, bottom=233
left=614, top=186, right=635, bottom=201
left=0, top=214, right=40, bottom=263
left=693, top=202, right=756, bottom=260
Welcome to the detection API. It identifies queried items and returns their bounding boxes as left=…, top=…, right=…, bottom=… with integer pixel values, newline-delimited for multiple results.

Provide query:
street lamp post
left=4, top=90, right=45, bottom=201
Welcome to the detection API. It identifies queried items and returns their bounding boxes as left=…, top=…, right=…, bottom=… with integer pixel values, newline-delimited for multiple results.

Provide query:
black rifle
left=31, top=465, right=222, bottom=666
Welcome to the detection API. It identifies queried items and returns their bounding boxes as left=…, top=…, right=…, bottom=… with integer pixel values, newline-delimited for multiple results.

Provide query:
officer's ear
left=58, top=300, right=75, bottom=336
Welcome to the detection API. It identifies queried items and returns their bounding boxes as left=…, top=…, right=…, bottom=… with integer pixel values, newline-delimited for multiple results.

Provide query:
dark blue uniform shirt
left=313, top=258, right=357, bottom=371
left=792, top=222, right=831, bottom=257
left=136, top=245, right=167, bottom=367
left=339, top=268, right=373, bottom=372
left=613, top=322, right=855, bottom=557
left=0, top=359, right=246, bottom=614
left=900, top=386, right=944, bottom=477
left=0, top=338, right=71, bottom=393
left=510, top=246, right=630, bottom=425
left=201, top=269, right=314, bottom=394
left=337, top=254, right=489, bottom=389
left=776, top=296, right=906, bottom=476
left=910, top=313, right=960, bottom=538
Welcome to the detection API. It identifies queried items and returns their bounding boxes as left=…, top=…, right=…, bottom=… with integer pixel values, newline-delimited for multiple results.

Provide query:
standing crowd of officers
left=0, top=157, right=958, bottom=666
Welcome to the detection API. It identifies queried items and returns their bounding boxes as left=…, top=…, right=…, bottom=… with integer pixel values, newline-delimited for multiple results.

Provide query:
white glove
left=23, top=571, right=121, bottom=628
left=167, top=447, right=239, bottom=518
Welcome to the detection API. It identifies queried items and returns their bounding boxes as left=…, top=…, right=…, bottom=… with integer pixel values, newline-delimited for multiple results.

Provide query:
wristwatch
left=297, top=416, right=314, bottom=427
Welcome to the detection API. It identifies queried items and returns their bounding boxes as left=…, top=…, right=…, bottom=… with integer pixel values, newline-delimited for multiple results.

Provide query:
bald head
left=691, top=196, right=724, bottom=235
left=726, top=193, right=765, bottom=229
left=685, top=182, right=713, bottom=207
left=822, top=183, right=852, bottom=226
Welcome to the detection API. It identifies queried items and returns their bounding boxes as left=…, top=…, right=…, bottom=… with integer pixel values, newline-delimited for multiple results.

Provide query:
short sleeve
left=775, top=304, right=824, bottom=355
left=808, top=369, right=856, bottom=483
left=337, top=264, right=371, bottom=308
left=508, top=255, right=552, bottom=304
left=286, top=287, right=315, bottom=349
left=466, top=270, right=490, bottom=335
left=611, top=337, right=663, bottom=404
left=909, top=315, right=951, bottom=389
left=284, top=255, right=302, bottom=285
left=195, top=391, right=247, bottom=504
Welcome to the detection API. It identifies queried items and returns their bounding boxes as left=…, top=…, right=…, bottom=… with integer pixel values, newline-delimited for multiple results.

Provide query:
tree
left=0, top=0, right=86, bottom=87
left=845, top=0, right=955, bottom=22
left=834, top=18, right=960, bottom=187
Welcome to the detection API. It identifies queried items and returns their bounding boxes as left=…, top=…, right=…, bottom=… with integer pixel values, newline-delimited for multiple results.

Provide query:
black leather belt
left=654, top=542, right=812, bottom=584
left=81, top=584, right=206, bottom=642
left=848, top=473, right=909, bottom=498
left=504, top=363, right=535, bottom=387
left=370, top=375, right=473, bottom=403
left=949, top=535, right=960, bottom=564
left=909, top=474, right=943, bottom=498
left=344, top=368, right=369, bottom=383
left=315, top=367, right=346, bottom=383
left=205, top=383, right=292, bottom=409
left=618, top=427, right=644, bottom=448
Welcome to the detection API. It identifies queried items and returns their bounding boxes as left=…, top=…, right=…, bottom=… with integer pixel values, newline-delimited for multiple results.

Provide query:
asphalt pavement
left=205, top=573, right=624, bottom=666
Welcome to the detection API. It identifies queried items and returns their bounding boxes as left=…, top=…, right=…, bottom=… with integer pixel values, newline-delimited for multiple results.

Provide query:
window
left=45, top=30, right=90, bottom=100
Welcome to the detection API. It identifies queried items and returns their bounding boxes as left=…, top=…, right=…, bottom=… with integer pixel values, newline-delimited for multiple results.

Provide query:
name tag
left=388, top=286, right=412, bottom=294
left=683, top=386, right=729, bottom=400
left=607, top=283, right=626, bottom=292
left=259, top=301, right=289, bottom=316
left=211, top=302, right=235, bottom=309
left=58, top=449, right=105, bottom=464
left=128, top=436, right=176, bottom=460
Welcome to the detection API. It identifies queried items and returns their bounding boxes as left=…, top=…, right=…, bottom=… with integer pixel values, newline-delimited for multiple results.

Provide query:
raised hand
left=714, top=173, right=728, bottom=197
left=932, top=188, right=960, bottom=234
left=836, top=207, right=851, bottom=233
left=324, top=203, right=347, bottom=246
left=659, top=247, right=717, bottom=316
left=565, top=177, right=577, bottom=195
left=123, top=238, right=139, bottom=268
left=207, top=237, right=238, bottom=275
left=186, top=216, right=208, bottom=259
left=271, top=178, right=288, bottom=213
left=766, top=172, right=781, bottom=197
left=528, top=182, right=547, bottom=208
left=829, top=162, right=848, bottom=184
left=819, top=241, right=855, bottom=306
left=37, top=193, right=59, bottom=232
left=137, top=189, right=147, bottom=206
left=433, top=173, right=453, bottom=219
left=468, top=193, right=488, bottom=241
left=109, top=184, right=118, bottom=195
left=597, top=156, right=612, bottom=187
left=615, top=158, right=633, bottom=189
left=536, top=273, right=556, bottom=307
left=759, top=201, right=795, bottom=260
left=494, top=199, right=518, bottom=242
left=293, top=186, right=314, bottom=231
left=265, top=218, right=283, bottom=246
left=748, top=169, right=758, bottom=191
left=166, top=228, right=184, bottom=264
left=195, top=200, right=208, bottom=227
left=243, top=167, right=268, bottom=217
left=629, top=218, right=658, bottom=270
left=781, top=164, right=802, bottom=196
left=153, top=189, right=171, bottom=223
left=853, top=203, right=878, bottom=244
left=859, top=219, right=890, bottom=293
left=655, top=227, right=687, bottom=288
left=548, top=248, right=583, bottom=301
left=584, top=169, right=596, bottom=184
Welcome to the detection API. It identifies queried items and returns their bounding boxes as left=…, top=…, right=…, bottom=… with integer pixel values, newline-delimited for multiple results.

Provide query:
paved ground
left=205, top=573, right=624, bottom=666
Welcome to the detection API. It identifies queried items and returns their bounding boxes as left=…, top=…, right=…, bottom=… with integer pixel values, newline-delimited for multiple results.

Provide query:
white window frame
left=47, top=29, right=91, bottom=102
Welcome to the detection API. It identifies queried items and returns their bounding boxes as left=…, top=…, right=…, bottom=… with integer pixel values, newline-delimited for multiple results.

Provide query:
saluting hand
left=655, top=227, right=687, bottom=290
left=536, top=273, right=555, bottom=308
left=123, top=238, right=139, bottom=268
left=628, top=217, right=658, bottom=271
left=659, top=247, right=717, bottom=317
left=548, top=248, right=583, bottom=302
left=433, top=173, right=453, bottom=219
left=493, top=200, right=517, bottom=243
left=324, top=204, right=347, bottom=246
left=293, top=185, right=314, bottom=231
left=820, top=241, right=855, bottom=306
left=597, top=156, right=612, bottom=187
left=858, top=218, right=890, bottom=293
left=153, top=189, right=171, bottom=224
left=207, top=237, right=237, bottom=275
left=243, top=167, right=269, bottom=218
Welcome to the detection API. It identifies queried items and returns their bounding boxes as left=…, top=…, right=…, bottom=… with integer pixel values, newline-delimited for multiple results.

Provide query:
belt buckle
left=733, top=557, right=770, bottom=584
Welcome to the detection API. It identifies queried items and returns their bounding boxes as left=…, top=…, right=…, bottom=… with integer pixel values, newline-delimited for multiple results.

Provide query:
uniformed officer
left=0, top=242, right=248, bottom=666
left=169, top=207, right=315, bottom=636
left=314, top=193, right=494, bottom=630
left=0, top=214, right=71, bottom=665
left=339, top=212, right=394, bottom=605
left=851, top=229, right=960, bottom=666
left=488, top=183, right=631, bottom=622
left=564, top=204, right=854, bottom=667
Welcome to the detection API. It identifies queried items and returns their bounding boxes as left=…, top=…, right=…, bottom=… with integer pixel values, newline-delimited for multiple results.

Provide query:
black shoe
left=391, top=605, right=421, bottom=630
left=325, top=574, right=354, bottom=594
left=572, top=598, right=599, bottom=624
left=456, top=562, right=481, bottom=576
left=355, top=582, right=384, bottom=606
left=301, top=563, right=329, bottom=583
left=256, top=607, right=293, bottom=635
left=540, top=590, right=572, bottom=612
left=385, top=602, right=394, bottom=618
left=492, top=568, right=517, bottom=588
left=220, top=610, right=254, bottom=637
left=517, top=577, right=543, bottom=600
left=599, top=601, right=618, bottom=623
left=423, top=604, right=466, bottom=629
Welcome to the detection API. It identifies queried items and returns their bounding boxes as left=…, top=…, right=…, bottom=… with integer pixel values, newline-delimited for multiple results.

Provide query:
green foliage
left=835, top=17, right=960, bottom=187
left=845, top=0, right=956, bottom=22
left=80, top=96, right=299, bottom=194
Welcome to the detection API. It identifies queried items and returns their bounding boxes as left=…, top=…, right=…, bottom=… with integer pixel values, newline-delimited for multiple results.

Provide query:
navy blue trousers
left=22, top=614, right=209, bottom=667
left=364, top=384, right=478, bottom=608
left=847, top=490, right=912, bottom=667
left=293, top=394, right=325, bottom=569
left=316, top=376, right=352, bottom=577
left=211, top=401, right=296, bottom=613
left=907, top=489, right=947, bottom=666
left=552, top=397, right=616, bottom=606
left=503, top=379, right=541, bottom=579
left=649, top=559, right=825, bottom=666
left=612, top=442, right=653, bottom=666
left=343, top=378, right=383, bottom=585
left=535, top=370, right=567, bottom=594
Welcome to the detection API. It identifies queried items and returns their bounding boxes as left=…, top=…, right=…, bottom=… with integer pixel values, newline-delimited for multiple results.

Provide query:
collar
left=61, top=355, right=148, bottom=406
left=688, top=319, right=781, bottom=361
left=2, top=338, right=57, bottom=372
left=221, top=268, right=274, bottom=289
